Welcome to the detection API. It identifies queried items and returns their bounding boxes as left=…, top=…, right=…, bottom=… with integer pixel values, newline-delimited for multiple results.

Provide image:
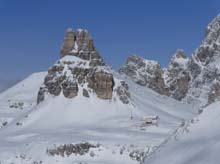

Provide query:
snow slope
left=0, top=71, right=197, bottom=164
left=0, top=72, right=46, bottom=130
left=145, top=102, right=220, bottom=164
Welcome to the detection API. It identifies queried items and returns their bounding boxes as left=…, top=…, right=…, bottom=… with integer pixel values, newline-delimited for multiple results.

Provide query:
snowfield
left=145, top=102, right=220, bottom=164
left=0, top=71, right=197, bottom=164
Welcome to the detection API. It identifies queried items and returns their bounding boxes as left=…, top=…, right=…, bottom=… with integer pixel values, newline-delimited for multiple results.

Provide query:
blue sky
left=0, top=0, right=219, bottom=80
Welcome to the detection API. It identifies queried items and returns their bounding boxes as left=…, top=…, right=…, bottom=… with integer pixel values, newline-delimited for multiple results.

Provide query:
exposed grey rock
left=47, top=142, right=98, bottom=157
left=48, top=65, right=64, bottom=75
left=71, top=67, right=90, bottom=84
left=62, top=79, right=78, bottom=98
left=37, top=58, right=116, bottom=103
left=37, top=86, right=47, bottom=104
left=188, top=59, right=201, bottom=79
left=171, top=72, right=191, bottom=100
left=83, top=88, right=89, bottom=98
left=60, top=28, right=104, bottom=67
left=164, top=49, right=190, bottom=100
left=87, top=71, right=114, bottom=99
left=44, top=74, right=63, bottom=96
left=116, top=81, right=130, bottom=104
left=129, top=150, right=146, bottom=162
left=208, top=83, right=220, bottom=105
left=119, top=55, right=169, bottom=96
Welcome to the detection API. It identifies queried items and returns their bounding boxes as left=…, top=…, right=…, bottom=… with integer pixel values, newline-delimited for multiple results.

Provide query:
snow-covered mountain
left=0, top=26, right=198, bottom=164
left=0, top=64, right=196, bottom=164
left=0, top=14, right=220, bottom=164
left=120, top=15, right=220, bottom=107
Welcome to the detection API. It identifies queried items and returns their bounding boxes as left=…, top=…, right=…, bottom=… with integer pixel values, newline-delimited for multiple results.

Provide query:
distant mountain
left=120, top=15, right=220, bottom=108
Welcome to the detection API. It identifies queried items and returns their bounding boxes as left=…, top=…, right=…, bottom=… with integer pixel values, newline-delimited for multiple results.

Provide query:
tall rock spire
left=60, top=28, right=75, bottom=58
left=60, top=28, right=104, bottom=67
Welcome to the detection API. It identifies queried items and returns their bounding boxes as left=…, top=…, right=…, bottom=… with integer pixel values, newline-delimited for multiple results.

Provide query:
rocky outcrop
left=87, top=71, right=114, bottom=99
left=37, top=28, right=131, bottom=105
left=119, top=55, right=169, bottom=96
left=47, top=142, right=98, bottom=157
left=208, top=83, right=220, bottom=105
left=83, top=88, right=89, bottom=98
left=37, top=56, right=114, bottom=103
left=37, top=86, right=48, bottom=104
left=164, top=49, right=190, bottom=100
left=62, top=79, right=78, bottom=98
left=116, top=81, right=130, bottom=104
left=60, top=28, right=104, bottom=67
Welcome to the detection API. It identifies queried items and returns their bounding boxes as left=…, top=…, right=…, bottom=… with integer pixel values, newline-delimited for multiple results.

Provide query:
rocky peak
left=60, top=28, right=104, bottom=67
left=37, top=28, right=131, bottom=105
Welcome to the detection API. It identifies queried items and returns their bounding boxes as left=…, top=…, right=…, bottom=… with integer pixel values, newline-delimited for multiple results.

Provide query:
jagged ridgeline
left=120, top=15, right=220, bottom=107
left=37, top=15, right=220, bottom=107
left=37, top=28, right=130, bottom=104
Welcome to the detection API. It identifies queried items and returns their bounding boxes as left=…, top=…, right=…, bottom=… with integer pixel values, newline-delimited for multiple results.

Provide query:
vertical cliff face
left=60, top=28, right=104, bottom=67
left=120, top=15, right=220, bottom=107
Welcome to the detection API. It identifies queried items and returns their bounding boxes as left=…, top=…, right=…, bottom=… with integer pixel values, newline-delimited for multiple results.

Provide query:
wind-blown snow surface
left=0, top=72, right=197, bottom=164
left=145, top=102, right=220, bottom=164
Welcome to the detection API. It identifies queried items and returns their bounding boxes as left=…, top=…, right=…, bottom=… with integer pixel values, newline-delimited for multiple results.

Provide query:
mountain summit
left=60, top=28, right=104, bottom=67
left=37, top=28, right=130, bottom=104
